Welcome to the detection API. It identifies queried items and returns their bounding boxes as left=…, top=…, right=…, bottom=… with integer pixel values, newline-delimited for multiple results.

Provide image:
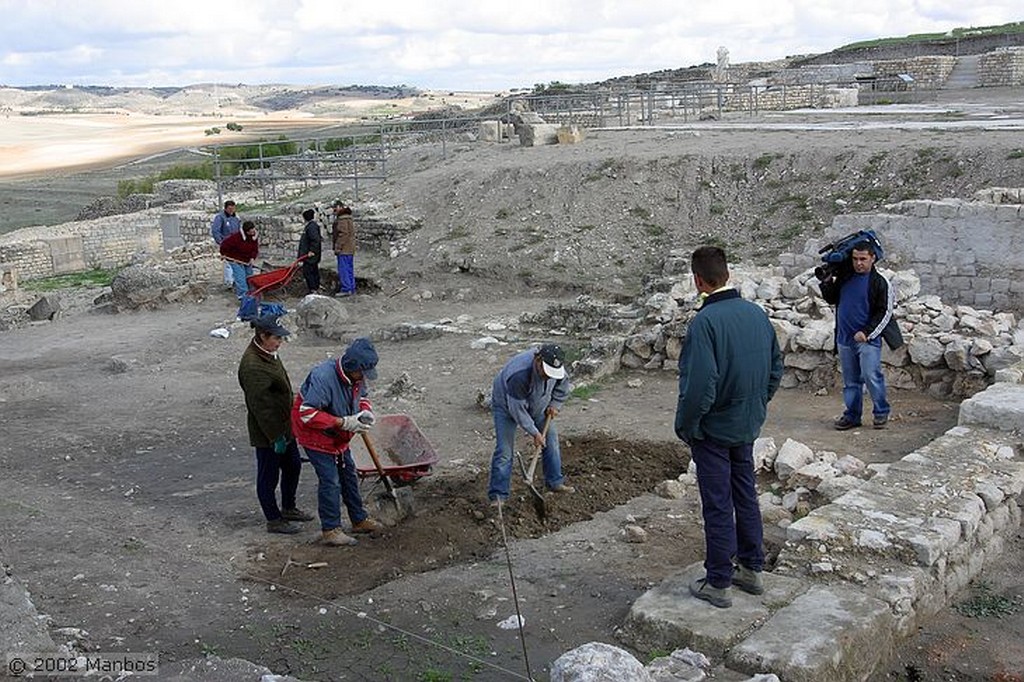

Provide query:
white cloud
left=0, top=0, right=1019, bottom=88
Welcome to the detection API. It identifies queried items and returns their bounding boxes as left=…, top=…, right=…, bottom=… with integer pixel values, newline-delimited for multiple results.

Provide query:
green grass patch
left=710, top=202, right=726, bottom=216
left=644, top=648, right=672, bottom=664
left=779, top=224, right=805, bottom=242
left=628, top=205, right=652, bottom=220
left=644, top=223, right=665, bottom=236
left=571, top=384, right=601, bottom=401
left=117, top=162, right=214, bottom=197
left=495, top=207, right=510, bottom=219
left=753, top=153, right=783, bottom=171
left=854, top=187, right=891, bottom=203
left=954, top=581, right=1022, bottom=619
left=839, top=21, right=1024, bottom=51
left=24, top=268, right=116, bottom=291
left=1007, top=149, right=1024, bottom=160
left=417, top=670, right=452, bottom=682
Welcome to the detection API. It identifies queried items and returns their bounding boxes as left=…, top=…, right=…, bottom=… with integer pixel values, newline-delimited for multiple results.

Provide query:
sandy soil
left=0, top=87, right=499, bottom=180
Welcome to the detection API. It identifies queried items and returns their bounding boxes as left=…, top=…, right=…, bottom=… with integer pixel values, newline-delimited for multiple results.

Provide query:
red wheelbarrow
left=236, top=254, right=308, bottom=320
left=348, top=414, right=439, bottom=485
left=246, top=254, right=309, bottom=299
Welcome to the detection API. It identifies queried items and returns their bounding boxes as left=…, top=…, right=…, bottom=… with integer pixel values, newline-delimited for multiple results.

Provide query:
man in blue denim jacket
left=210, top=200, right=241, bottom=289
left=487, top=344, right=574, bottom=503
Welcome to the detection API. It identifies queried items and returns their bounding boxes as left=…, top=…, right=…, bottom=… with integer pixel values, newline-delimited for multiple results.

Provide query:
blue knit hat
left=341, top=337, right=378, bottom=380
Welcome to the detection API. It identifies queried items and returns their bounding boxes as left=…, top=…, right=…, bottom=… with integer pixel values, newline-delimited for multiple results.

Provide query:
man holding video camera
left=819, top=238, right=899, bottom=430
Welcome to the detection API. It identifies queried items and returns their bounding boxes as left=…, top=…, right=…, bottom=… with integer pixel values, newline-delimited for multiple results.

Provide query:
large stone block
left=619, top=563, right=807, bottom=658
left=958, top=382, right=1024, bottom=432
left=557, top=125, right=586, bottom=144
left=477, top=120, right=502, bottom=142
left=726, top=586, right=894, bottom=682
left=518, top=123, right=561, bottom=146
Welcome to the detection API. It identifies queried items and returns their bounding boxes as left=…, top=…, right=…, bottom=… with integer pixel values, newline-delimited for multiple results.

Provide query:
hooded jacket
left=290, top=358, right=371, bottom=455
left=332, top=213, right=356, bottom=254
left=298, top=220, right=322, bottom=264
left=219, top=228, right=259, bottom=263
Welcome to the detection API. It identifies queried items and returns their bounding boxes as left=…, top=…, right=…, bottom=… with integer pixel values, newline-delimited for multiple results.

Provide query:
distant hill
left=0, top=83, right=423, bottom=116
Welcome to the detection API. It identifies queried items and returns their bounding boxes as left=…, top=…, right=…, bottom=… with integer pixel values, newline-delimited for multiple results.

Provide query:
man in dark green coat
left=237, top=315, right=314, bottom=534
left=675, top=246, right=783, bottom=608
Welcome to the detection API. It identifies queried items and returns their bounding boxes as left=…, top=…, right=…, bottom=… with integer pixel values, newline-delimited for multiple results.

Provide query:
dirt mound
left=246, top=435, right=690, bottom=599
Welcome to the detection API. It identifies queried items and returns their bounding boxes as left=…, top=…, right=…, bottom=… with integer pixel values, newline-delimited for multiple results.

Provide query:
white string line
left=10, top=494, right=533, bottom=681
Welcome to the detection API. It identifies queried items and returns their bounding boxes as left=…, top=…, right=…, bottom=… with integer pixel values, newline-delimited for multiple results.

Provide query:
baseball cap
left=253, top=315, right=290, bottom=337
left=341, top=337, right=379, bottom=380
left=538, top=344, right=566, bottom=380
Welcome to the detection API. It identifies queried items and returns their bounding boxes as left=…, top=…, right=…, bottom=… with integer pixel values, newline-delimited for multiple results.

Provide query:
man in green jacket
left=237, top=315, right=314, bottom=534
left=675, top=246, right=783, bottom=608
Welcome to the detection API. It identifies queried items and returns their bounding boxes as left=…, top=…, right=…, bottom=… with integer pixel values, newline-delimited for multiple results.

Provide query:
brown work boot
left=549, top=483, right=575, bottom=494
left=321, top=528, right=358, bottom=546
left=351, top=517, right=384, bottom=534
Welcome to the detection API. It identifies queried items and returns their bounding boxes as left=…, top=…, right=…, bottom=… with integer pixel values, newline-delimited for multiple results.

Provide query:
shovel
left=516, top=415, right=551, bottom=520
left=360, top=431, right=402, bottom=516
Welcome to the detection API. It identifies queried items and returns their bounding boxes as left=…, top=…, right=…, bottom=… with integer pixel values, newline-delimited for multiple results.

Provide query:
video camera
left=813, top=229, right=884, bottom=281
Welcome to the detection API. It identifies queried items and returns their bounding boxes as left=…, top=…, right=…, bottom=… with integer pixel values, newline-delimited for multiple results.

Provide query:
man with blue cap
left=291, top=337, right=384, bottom=546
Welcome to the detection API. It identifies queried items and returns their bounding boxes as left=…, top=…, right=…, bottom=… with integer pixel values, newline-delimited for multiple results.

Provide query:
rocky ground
left=1, top=86, right=1024, bottom=681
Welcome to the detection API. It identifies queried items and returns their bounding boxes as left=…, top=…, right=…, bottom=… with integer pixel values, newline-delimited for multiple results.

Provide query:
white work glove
left=356, top=409, right=376, bottom=427
left=338, top=412, right=373, bottom=433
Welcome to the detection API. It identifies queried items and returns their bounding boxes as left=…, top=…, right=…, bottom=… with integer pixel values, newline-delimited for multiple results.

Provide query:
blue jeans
left=229, top=262, right=253, bottom=300
left=306, top=448, right=368, bottom=531
left=487, top=406, right=564, bottom=501
left=838, top=342, right=890, bottom=423
left=336, top=254, right=355, bottom=294
left=254, top=442, right=301, bottom=522
left=691, top=439, right=764, bottom=589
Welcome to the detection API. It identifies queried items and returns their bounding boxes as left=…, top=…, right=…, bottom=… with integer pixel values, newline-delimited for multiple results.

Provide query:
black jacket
left=820, top=267, right=904, bottom=351
left=298, top=220, right=322, bottom=263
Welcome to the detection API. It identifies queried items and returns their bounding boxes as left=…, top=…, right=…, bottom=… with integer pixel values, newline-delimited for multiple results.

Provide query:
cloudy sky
left=1, top=1, right=1020, bottom=90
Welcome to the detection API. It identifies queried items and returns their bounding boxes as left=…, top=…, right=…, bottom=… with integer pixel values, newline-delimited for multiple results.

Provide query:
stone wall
left=772, top=63, right=873, bottom=85
left=165, top=206, right=421, bottom=265
left=824, top=193, right=1024, bottom=313
left=619, top=260, right=1024, bottom=399
left=767, top=56, right=953, bottom=90
left=978, top=47, right=1024, bottom=86
left=0, top=210, right=164, bottom=282
left=776, top=380, right=1024, bottom=646
left=871, top=56, right=956, bottom=88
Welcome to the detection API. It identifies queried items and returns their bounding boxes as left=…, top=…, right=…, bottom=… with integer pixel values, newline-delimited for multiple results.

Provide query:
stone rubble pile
left=106, top=243, right=219, bottom=311
left=619, top=260, right=1024, bottom=397
left=550, top=641, right=776, bottom=682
